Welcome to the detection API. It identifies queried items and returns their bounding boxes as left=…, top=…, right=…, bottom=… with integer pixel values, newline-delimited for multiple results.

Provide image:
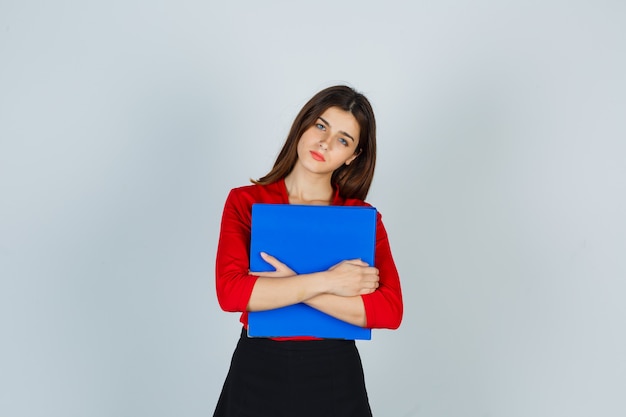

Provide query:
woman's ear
left=345, top=148, right=362, bottom=166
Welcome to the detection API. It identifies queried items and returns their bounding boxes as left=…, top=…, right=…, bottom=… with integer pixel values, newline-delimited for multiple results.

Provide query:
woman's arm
left=248, top=253, right=379, bottom=316
left=360, top=214, right=403, bottom=329
left=304, top=294, right=367, bottom=327
left=215, top=190, right=259, bottom=312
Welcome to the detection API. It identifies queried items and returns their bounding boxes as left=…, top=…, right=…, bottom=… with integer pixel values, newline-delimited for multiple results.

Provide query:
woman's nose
left=319, top=135, right=331, bottom=149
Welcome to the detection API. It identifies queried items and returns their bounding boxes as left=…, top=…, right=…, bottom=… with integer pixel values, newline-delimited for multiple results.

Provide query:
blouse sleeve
left=215, top=189, right=258, bottom=312
left=361, top=212, right=403, bottom=329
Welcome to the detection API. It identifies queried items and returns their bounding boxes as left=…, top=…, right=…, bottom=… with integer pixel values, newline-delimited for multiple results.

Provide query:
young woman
left=213, top=85, right=403, bottom=417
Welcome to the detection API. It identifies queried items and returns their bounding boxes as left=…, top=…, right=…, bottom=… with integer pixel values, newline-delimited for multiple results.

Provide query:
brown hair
left=253, top=85, right=377, bottom=200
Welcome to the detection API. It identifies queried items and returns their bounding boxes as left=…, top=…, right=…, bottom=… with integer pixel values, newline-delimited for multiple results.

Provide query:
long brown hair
left=253, top=85, right=377, bottom=200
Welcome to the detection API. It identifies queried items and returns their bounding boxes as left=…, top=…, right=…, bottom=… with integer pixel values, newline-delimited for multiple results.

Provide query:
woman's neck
left=284, top=170, right=333, bottom=205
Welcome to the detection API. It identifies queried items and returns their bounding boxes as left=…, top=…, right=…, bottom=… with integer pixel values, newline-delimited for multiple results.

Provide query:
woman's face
left=294, top=106, right=361, bottom=176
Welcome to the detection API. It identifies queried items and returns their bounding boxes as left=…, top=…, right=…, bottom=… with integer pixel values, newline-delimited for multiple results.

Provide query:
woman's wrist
left=304, top=271, right=332, bottom=298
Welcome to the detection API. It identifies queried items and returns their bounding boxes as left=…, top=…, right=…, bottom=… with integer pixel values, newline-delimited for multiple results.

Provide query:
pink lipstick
left=310, top=151, right=325, bottom=162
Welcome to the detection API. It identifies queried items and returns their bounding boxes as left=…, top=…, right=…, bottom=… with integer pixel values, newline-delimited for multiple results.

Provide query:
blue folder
left=248, top=203, right=376, bottom=340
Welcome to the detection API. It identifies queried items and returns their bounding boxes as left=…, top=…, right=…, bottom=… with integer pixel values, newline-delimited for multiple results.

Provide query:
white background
left=1, top=1, right=625, bottom=416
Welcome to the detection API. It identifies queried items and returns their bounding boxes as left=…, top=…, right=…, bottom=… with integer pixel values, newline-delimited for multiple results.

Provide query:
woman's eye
left=316, top=123, right=325, bottom=130
left=339, top=138, right=348, bottom=146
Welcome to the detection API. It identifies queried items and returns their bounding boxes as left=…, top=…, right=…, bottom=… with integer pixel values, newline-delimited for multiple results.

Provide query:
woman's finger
left=260, top=252, right=288, bottom=268
left=330, top=259, right=368, bottom=270
left=251, top=252, right=295, bottom=277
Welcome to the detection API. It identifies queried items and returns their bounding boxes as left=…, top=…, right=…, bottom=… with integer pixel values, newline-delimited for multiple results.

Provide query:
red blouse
left=215, top=179, right=403, bottom=331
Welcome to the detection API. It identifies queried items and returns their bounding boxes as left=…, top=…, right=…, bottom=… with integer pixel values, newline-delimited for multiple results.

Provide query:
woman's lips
left=310, top=151, right=326, bottom=162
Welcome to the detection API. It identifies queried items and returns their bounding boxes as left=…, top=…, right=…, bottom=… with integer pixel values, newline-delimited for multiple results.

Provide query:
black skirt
left=213, top=328, right=372, bottom=417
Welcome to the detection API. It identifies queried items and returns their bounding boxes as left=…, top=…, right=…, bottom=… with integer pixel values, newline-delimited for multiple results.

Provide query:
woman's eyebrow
left=318, top=116, right=356, bottom=142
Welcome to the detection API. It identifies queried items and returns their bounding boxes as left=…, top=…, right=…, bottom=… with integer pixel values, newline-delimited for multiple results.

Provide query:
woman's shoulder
left=227, top=180, right=286, bottom=205
left=228, top=183, right=261, bottom=197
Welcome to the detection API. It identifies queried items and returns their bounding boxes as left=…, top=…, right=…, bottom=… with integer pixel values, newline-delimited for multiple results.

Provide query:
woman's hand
left=249, top=252, right=296, bottom=278
left=325, top=259, right=380, bottom=297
